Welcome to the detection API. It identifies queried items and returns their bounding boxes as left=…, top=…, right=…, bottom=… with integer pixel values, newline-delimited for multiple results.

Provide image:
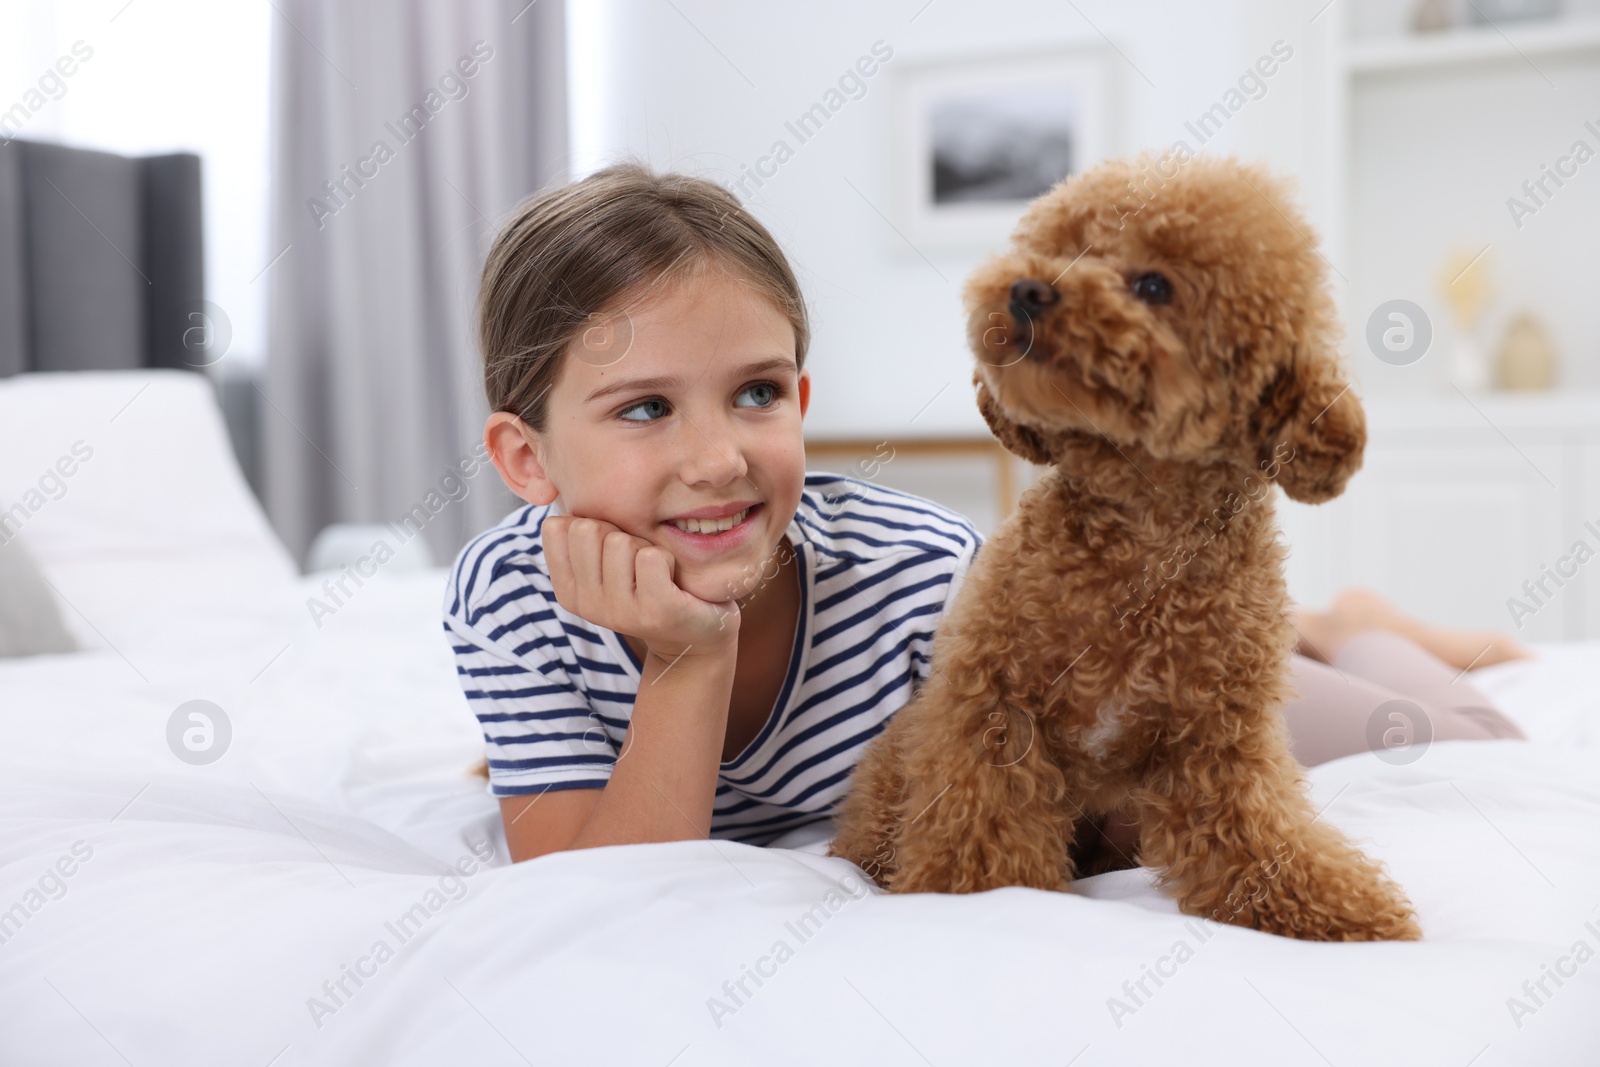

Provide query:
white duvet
left=2, top=373, right=1599, bottom=1065
left=1, top=565, right=1598, bottom=1066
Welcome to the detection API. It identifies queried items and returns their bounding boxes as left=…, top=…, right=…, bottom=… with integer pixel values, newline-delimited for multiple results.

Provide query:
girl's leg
left=1296, top=588, right=1535, bottom=671
left=1279, top=635, right=1524, bottom=767
left=1331, top=630, right=1523, bottom=739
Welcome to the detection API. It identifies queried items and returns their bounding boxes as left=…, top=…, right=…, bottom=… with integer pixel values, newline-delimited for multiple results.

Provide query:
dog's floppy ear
left=974, top=371, right=1057, bottom=465
left=1252, top=355, right=1365, bottom=504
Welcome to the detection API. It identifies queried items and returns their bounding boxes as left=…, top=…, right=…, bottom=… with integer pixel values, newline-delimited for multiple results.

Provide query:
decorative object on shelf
left=889, top=46, right=1112, bottom=248
left=1467, top=0, right=1563, bottom=25
left=1494, top=312, right=1558, bottom=390
left=1411, top=0, right=1453, bottom=33
left=1438, top=246, right=1494, bottom=390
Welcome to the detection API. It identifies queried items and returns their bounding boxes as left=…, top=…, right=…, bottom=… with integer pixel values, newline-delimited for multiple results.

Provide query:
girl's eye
left=735, top=381, right=781, bottom=408
left=617, top=382, right=783, bottom=422
left=618, top=397, right=670, bottom=422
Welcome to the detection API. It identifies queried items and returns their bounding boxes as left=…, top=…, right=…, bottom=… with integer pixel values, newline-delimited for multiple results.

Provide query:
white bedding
left=3, top=373, right=1599, bottom=1065
left=2, top=566, right=1598, bottom=1066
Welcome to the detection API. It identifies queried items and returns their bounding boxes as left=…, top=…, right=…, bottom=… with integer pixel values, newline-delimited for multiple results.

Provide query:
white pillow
left=0, top=370, right=298, bottom=653
left=0, top=537, right=78, bottom=657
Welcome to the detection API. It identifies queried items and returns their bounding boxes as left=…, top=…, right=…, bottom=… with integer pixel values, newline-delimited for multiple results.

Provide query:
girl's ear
left=485, top=412, right=559, bottom=505
left=797, top=370, right=811, bottom=418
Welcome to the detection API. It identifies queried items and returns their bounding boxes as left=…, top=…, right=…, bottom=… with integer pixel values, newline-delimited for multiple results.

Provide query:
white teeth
left=672, top=508, right=748, bottom=534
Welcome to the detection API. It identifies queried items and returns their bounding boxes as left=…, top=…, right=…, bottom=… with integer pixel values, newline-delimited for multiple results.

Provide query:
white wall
left=566, top=0, right=1329, bottom=439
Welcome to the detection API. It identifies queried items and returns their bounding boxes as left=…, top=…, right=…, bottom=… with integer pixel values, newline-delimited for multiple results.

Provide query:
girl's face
left=500, top=265, right=810, bottom=606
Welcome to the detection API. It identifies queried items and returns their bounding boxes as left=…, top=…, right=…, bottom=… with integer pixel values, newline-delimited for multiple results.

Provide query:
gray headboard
left=0, top=139, right=206, bottom=377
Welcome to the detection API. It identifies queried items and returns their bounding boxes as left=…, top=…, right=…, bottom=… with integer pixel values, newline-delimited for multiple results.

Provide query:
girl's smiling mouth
left=671, top=507, right=750, bottom=534
left=661, top=501, right=762, bottom=550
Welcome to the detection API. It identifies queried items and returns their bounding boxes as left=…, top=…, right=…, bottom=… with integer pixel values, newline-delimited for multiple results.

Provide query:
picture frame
left=888, top=46, right=1116, bottom=250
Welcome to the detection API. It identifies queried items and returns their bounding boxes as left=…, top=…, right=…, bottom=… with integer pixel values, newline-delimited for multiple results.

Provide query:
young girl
left=444, top=163, right=1531, bottom=865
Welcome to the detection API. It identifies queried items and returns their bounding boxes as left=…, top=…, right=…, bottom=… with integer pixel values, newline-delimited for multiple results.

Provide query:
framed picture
left=889, top=46, right=1115, bottom=249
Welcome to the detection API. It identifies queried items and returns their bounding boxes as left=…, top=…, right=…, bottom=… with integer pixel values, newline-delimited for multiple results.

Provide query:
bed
left=2, top=369, right=1598, bottom=1066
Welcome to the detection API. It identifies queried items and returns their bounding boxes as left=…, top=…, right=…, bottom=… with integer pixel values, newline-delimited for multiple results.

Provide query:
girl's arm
left=499, top=516, right=738, bottom=862
left=501, top=644, right=736, bottom=861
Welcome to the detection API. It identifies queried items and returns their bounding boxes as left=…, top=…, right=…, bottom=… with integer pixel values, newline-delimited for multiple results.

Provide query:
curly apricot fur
left=829, top=152, right=1420, bottom=942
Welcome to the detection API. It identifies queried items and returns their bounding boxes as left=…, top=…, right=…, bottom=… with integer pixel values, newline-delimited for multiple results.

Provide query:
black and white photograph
left=929, top=85, right=1080, bottom=204
left=892, top=47, right=1112, bottom=246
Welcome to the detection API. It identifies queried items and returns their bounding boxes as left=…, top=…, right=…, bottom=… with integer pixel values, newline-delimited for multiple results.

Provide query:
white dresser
left=1278, top=390, right=1600, bottom=642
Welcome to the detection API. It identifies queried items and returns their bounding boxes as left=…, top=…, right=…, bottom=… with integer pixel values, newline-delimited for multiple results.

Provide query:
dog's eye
left=1130, top=272, right=1173, bottom=306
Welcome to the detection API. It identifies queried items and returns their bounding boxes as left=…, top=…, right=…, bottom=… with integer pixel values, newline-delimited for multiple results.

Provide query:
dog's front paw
left=887, top=844, right=1071, bottom=895
left=1240, top=875, right=1422, bottom=942
left=1251, top=901, right=1422, bottom=942
left=884, top=853, right=961, bottom=895
left=1364, top=908, right=1423, bottom=942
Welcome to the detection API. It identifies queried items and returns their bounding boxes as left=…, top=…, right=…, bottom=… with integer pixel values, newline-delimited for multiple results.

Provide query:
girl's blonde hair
left=477, top=162, right=810, bottom=432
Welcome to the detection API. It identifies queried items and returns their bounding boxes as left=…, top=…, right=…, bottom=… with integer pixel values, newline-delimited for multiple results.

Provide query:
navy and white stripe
left=441, top=472, right=983, bottom=846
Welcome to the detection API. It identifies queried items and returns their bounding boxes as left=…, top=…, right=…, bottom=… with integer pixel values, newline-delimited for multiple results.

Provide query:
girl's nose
left=679, top=417, right=748, bottom=486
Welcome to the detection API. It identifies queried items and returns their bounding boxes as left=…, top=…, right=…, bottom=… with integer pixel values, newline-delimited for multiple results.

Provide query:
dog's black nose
left=1008, top=278, right=1058, bottom=321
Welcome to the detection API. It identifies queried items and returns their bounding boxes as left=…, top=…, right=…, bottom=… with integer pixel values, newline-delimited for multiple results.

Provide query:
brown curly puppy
left=828, top=150, right=1421, bottom=942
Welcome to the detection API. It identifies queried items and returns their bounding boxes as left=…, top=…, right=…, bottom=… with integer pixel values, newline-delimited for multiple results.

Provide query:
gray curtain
left=264, top=0, right=567, bottom=569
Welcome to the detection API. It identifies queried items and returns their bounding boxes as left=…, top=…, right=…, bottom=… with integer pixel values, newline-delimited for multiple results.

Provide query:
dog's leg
left=827, top=713, right=910, bottom=888
left=883, top=696, right=1077, bottom=895
left=1136, top=725, right=1421, bottom=942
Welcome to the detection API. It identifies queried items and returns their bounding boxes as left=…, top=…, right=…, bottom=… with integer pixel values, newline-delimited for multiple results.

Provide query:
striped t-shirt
left=441, top=473, right=984, bottom=846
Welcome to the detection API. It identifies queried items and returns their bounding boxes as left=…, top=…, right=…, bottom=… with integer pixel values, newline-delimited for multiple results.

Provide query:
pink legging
left=1279, top=630, right=1526, bottom=765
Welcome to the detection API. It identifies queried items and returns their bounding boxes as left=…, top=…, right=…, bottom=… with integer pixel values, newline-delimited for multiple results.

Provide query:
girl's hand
left=541, top=515, right=739, bottom=663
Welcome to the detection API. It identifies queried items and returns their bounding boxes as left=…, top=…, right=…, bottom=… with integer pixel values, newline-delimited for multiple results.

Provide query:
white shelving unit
left=1279, top=390, right=1600, bottom=641
left=1281, top=4, right=1600, bottom=639
left=1324, top=5, right=1600, bottom=397
left=1345, top=15, right=1600, bottom=72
